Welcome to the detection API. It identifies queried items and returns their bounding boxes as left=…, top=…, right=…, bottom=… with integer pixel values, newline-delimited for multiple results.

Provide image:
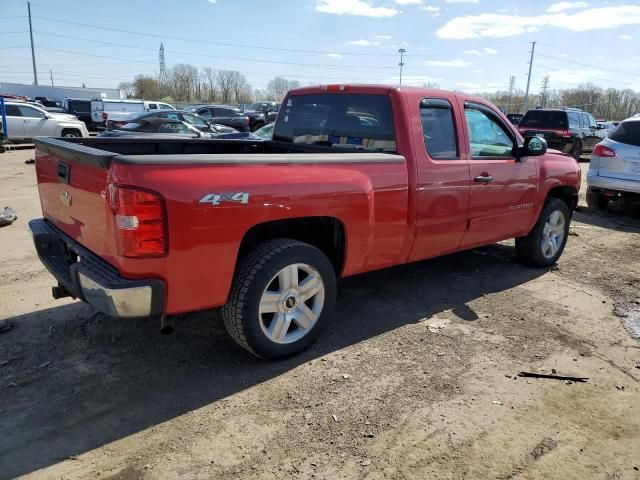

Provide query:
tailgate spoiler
left=34, top=137, right=116, bottom=169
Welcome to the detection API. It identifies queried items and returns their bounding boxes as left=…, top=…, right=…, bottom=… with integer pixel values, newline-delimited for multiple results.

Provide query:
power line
left=536, top=52, right=638, bottom=77
left=32, top=15, right=440, bottom=59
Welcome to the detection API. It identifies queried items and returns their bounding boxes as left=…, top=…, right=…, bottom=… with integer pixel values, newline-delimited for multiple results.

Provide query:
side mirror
left=520, top=136, right=547, bottom=158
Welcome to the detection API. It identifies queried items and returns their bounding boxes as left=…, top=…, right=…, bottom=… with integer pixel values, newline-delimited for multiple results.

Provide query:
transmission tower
left=539, top=75, right=550, bottom=108
left=159, top=43, right=167, bottom=88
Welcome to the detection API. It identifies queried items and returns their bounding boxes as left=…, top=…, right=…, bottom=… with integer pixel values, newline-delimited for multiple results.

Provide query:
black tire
left=61, top=129, right=81, bottom=138
left=586, top=188, right=609, bottom=210
left=516, top=198, right=571, bottom=268
left=571, top=140, right=583, bottom=161
left=222, top=239, right=337, bottom=359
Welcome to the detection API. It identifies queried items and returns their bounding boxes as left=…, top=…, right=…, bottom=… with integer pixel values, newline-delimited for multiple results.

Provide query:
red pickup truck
left=30, top=85, right=581, bottom=358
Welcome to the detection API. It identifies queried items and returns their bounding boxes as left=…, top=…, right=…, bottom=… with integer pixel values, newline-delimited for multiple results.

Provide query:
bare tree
left=166, top=64, right=199, bottom=102
left=132, top=75, right=160, bottom=99
left=216, top=70, right=237, bottom=103
left=266, top=77, right=301, bottom=100
left=118, top=81, right=135, bottom=99
left=201, top=67, right=217, bottom=102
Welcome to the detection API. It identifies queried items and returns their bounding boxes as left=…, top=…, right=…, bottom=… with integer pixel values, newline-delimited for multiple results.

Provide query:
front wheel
left=516, top=198, right=571, bottom=267
left=571, top=140, right=583, bottom=161
left=222, top=239, right=336, bottom=359
left=61, top=129, right=81, bottom=138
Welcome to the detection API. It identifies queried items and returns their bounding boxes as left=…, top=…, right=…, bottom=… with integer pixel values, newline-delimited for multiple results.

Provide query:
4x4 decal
left=199, top=193, right=250, bottom=206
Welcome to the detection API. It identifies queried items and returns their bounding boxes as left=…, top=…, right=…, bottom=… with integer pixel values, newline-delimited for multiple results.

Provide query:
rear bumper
left=587, top=173, right=640, bottom=195
left=29, top=219, right=165, bottom=318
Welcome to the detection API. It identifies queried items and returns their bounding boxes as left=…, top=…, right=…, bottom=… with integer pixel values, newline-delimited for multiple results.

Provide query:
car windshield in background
left=273, top=93, right=396, bottom=152
left=519, top=110, right=568, bottom=129
left=609, top=121, right=640, bottom=147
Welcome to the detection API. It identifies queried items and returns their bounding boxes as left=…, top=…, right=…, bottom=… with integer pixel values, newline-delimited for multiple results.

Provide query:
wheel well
left=61, top=128, right=80, bottom=136
left=238, top=217, right=345, bottom=273
left=547, top=186, right=578, bottom=211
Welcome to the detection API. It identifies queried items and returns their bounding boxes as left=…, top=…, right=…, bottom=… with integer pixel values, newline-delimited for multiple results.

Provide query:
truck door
left=460, top=102, right=539, bottom=248
left=409, top=98, right=471, bottom=261
left=17, top=105, right=52, bottom=137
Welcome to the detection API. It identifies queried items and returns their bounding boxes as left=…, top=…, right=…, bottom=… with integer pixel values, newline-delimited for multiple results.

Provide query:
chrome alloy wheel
left=541, top=209, right=566, bottom=259
left=259, top=263, right=325, bottom=344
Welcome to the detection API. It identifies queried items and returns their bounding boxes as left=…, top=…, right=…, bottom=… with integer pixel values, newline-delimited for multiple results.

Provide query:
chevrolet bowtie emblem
left=59, top=190, right=72, bottom=208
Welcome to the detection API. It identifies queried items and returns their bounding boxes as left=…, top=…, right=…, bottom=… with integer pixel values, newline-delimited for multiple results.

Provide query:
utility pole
left=539, top=75, right=550, bottom=108
left=398, top=48, right=406, bottom=86
left=50, top=69, right=54, bottom=86
left=507, top=75, right=516, bottom=113
left=28, top=1, right=38, bottom=85
left=522, top=41, right=536, bottom=113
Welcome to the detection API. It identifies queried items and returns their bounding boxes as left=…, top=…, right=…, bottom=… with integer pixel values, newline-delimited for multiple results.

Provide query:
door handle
left=474, top=175, right=494, bottom=183
left=24, top=120, right=31, bottom=123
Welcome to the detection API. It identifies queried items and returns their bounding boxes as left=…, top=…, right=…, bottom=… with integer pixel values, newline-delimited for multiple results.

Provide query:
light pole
left=398, top=49, right=406, bottom=86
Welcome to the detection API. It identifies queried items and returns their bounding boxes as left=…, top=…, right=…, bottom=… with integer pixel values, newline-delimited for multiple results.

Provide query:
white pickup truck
left=91, top=99, right=146, bottom=129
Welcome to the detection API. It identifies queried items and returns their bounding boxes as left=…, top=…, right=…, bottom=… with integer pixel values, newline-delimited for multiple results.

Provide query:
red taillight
left=322, top=84, right=351, bottom=92
left=559, top=130, right=571, bottom=138
left=109, top=185, right=167, bottom=258
left=593, top=144, right=616, bottom=158
left=102, top=112, right=108, bottom=121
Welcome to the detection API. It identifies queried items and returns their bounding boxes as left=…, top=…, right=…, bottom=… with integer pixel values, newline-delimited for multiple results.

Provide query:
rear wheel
left=586, top=188, right=609, bottom=210
left=61, top=129, right=81, bottom=138
left=516, top=198, right=571, bottom=267
left=222, top=239, right=336, bottom=359
left=571, top=140, right=583, bottom=161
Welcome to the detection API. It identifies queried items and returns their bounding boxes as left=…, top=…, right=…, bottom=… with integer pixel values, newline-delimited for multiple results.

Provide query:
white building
left=0, top=82, right=122, bottom=102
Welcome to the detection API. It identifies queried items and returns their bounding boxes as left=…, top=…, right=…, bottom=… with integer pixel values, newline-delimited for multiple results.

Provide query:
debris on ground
left=0, top=320, right=14, bottom=335
left=518, top=371, right=588, bottom=383
left=0, top=207, right=17, bottom=226
left=531, top=437, right=558, bottom=461
left=24, top=158, right=35, bottom=165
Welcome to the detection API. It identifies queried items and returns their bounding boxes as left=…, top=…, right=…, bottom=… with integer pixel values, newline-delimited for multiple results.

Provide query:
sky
left=1, top=0, right=639, bottom=95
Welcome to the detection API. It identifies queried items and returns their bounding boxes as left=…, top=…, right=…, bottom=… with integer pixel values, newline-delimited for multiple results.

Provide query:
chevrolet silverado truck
left=30, top=85, right=581, bottom=359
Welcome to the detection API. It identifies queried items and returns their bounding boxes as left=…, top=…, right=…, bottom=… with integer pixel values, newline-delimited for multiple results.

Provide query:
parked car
left=98, top=118, right=255, bottom=140
left=254, top=122, right=274, bottom=139
left=518, top=108, right=604, bottom=160
left=596, top=120, right=619, bottom=137
left=243, top=101, right=281, bottom=125
left=586, top=117, right=640, bottom=209
left=91, top=99, right=146, bottom=129
left=128, top=110, right=237, bottom=134
left=2, top=101, right=88, bottom=140
left=35, top=96, right=60, bottom=108
left=144, top=101, right=176, bottom=111
left=184, top=104, right=251, bottom=132
left=30, top=84, right=580, bottom=359
left=63, top=99, right=93, bottom=127
left=506, top=113, right=523, bottom=125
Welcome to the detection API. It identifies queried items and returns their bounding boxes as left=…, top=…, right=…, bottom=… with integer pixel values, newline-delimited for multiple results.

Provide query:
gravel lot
left=1, top=149, right=639, bottom=480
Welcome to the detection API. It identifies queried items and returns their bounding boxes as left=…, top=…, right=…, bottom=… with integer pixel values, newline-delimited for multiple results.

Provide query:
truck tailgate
left=34, top=138, right=116, bottom=260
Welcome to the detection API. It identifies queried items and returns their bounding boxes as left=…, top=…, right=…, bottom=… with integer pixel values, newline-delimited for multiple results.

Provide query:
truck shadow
left=573, top=204, right=640, bottom=233
left=0, top=243, right=545, bottom=479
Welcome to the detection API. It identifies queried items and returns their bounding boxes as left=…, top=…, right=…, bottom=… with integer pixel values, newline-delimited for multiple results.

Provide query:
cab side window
left=464, top=107, right=514, bottom=159
left=420, top=98, right=458, bottom=160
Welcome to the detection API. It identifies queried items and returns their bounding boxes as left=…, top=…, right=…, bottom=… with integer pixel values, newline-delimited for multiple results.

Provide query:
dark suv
left=184, top=105, right=250, bottom=132
left=243, top=101, right=281, bottom=126
left=63, top=99, right=93, bottom=127
left=518, top=108, right=604, bottom=160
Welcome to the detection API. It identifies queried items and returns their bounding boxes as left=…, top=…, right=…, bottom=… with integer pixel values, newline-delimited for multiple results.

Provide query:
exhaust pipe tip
left=160, top=315, right=174, bottom=335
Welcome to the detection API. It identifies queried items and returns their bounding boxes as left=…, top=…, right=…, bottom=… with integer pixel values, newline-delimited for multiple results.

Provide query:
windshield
left=104, top=102, right=146, bottom=113
left=520, top=110, right=568, bottom=129
left=273, top=93, right=396, bottom=151
left=246, top=102, right=264, bottom=110
left=609, top=121, right=640, bottom=147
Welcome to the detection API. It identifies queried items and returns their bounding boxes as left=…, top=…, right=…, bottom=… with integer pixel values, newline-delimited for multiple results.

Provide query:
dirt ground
left=1, top=148, right=639, bottom=480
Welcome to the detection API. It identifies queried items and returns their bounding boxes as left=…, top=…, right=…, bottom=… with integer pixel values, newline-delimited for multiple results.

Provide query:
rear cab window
left=519, top=110, right=568, bottom=130
left=104, top=101, right=146, bottom=113
left=273, top=93, right=396, bottom=152
left=420, top=98, right=458, bottom=159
